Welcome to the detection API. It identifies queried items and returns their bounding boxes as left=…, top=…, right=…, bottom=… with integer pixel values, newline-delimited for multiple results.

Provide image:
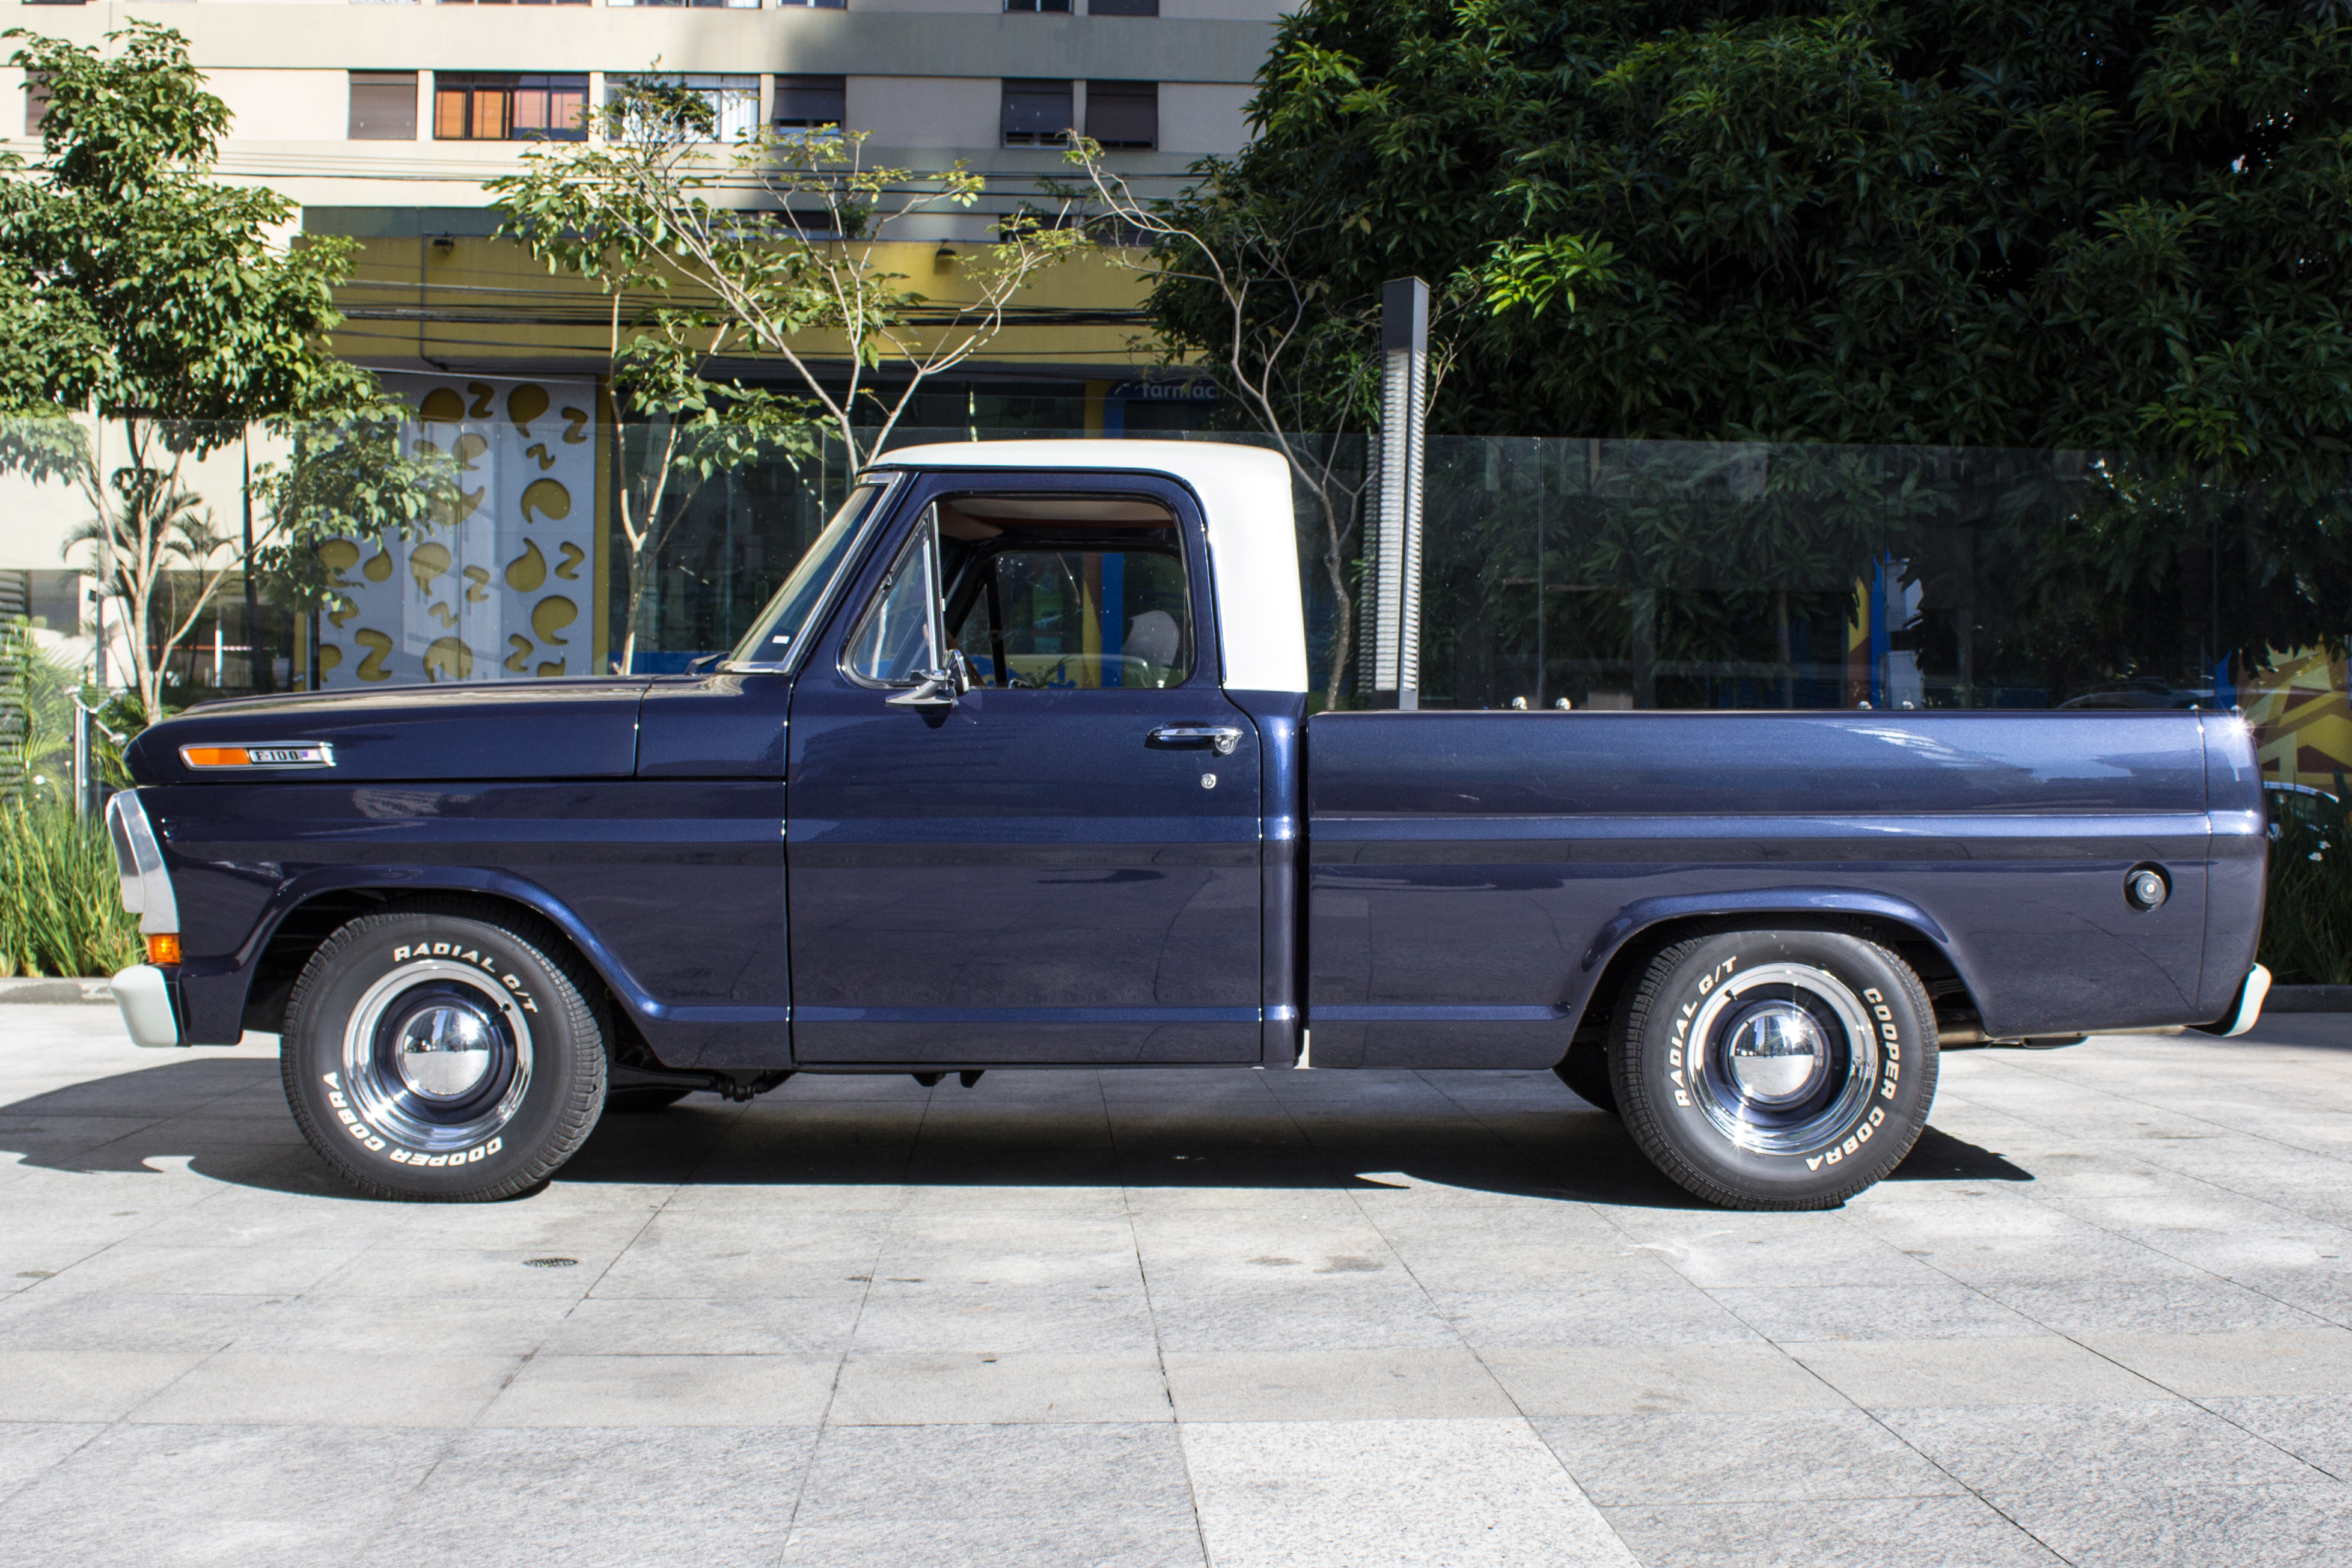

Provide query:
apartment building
left=1, top=0, right=1284, bottom=410
left=2, top=0, right=1292, bottom=689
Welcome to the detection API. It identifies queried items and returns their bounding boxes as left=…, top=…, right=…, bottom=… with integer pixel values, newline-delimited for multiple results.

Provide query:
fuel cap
left=2126, top=867, right=2169, bottom=911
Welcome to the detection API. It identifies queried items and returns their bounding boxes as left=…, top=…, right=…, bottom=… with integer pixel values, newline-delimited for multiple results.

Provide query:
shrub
left=0, top=802, right=140, bottom=978
left=2258, top=786, right=2352, bottom=987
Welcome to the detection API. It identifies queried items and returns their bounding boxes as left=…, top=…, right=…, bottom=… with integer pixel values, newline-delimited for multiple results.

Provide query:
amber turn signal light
left=180, top=747, right=251, bottom=768
left=146, top=935, right=183, bottom=966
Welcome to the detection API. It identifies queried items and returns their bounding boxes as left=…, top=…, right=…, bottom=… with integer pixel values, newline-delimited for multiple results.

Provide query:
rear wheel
left=281, top=901, right=606, bottom=1201
left=1613, top=929, right=1937, bottom=1210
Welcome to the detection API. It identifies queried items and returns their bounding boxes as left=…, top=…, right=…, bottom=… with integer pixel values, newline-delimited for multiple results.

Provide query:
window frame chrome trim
left=722, top=469, right=904, bottom=677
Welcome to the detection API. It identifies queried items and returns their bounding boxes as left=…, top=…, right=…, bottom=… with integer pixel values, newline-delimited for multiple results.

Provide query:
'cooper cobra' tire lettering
left=1609, top=928, right=1940, bottom=1210
left=283, top=902, right=601, bottom=1202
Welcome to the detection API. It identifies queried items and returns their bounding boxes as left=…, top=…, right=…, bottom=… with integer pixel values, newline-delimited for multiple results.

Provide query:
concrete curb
left=0, top=977, right=114, bottom=1005
left=2265, top=984, right=2352, bottom=1013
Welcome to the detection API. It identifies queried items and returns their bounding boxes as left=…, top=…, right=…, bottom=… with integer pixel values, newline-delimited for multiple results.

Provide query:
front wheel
left=1613, top=929, right=1937, bottom=1210
left=281, top=901, right=607, bottom=1201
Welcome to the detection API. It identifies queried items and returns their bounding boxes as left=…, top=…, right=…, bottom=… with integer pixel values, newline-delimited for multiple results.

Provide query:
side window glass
left=844, top=516, right=941, bottom=685
left=955, top=545, right=1191, bottom=690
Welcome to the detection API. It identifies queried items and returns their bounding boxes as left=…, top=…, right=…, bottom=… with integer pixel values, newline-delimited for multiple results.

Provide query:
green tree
left=492, top=81, right=816, bottom=673
left=0, top=22, right=386, bottom=720
left=490, top=73, right=1087, bottom=474
left=1158, top=0, right=2352, bottom=675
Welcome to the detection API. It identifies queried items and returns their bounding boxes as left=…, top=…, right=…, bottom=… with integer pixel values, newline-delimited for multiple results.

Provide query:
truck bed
left=1304, top=709, right=2263, bottom=1068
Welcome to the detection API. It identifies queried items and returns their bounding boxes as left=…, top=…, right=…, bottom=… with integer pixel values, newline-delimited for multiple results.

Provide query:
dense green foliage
left=1168, top=0, right=2352, bottom=480
left=0, top=804, right=138, bottom=978
left=2262, top=785, right=2352, bottom=986
left=1143, top=0, right=2352, bottom=685
left=0, top=22, right=369, bottom=426
left=0, top=25, right=426, bottom=719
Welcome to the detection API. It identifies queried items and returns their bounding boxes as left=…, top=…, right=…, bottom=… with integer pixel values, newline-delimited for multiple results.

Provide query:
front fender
left=181, top=865, right=789, bottom=1058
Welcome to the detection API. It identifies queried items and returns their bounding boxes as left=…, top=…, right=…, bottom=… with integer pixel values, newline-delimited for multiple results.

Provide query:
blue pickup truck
left=104, top=441, right=2271, bottom=1210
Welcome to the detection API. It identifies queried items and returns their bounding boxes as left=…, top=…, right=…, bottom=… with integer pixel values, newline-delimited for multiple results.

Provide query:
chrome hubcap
left=396, top=1005, right=497, bottom=1099
left=341, top=960, right=533, bottom=1153
left=1725, top=1004, right=1828, bottom=1103
left=1685, top=962, right=1880, bottom=1155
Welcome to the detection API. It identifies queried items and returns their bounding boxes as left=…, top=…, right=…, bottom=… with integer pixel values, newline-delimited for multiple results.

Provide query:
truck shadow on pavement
left=0, top=1056, right=2031, bottom=1208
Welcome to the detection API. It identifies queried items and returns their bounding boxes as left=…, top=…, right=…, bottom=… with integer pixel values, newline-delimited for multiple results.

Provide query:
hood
left=126, top=679, right=650, bottom=786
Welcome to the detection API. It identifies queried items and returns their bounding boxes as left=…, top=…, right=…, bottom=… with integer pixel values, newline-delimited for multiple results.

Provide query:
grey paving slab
left=363, top=1424, right=818, bottom=1568
left=792, top=1420, right=1193, bottom=1524
left=1984, top=1481, right=2352, bottom=1567
left=1792, top=1334, right=2172, bottom=1409
left=1181, top=1417, right=1638, bottom=1567
left=779, top=1515, right=1207, bottom=1567
left=1711, top=1283, right=2039, bottom=1344
left=1164, top=1347, right=1515, bottom=1422
left=1431, top=1286, right=1766, bottom=1349
left=1539, top=1409, right=1965, bottom=1505
left=129, top=1350, right=519, bottom=1427
left=1983, top=1277, right=2332, bottom=1335
left=2202, top=1393, right=2352, bottom=1479
left=827, top=1350, right=1171, bottom=1424
left=0, top=1421, right=104, bottom=1507
left=1599, top=1495, right=2065, bottom=1567
left=1484, top=1343, right=1850, bottom=1418
left=2074, top=1326, right=2352, bottom=1397
left=850, top=1281, right=1158, bottom=1353
left=539, top=1294, right=867, bottom=1356
left=0, top=1349, right=205, bottom=1420
left=1883, top=1399, right=2324, bottom=1492
left=0, top=1423, right=456, bottom=1568
left=478, top=1352, right=840, bottom=1427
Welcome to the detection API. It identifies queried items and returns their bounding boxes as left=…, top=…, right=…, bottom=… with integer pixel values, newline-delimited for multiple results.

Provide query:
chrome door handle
left=1150, top=724, right=1242, bottom=756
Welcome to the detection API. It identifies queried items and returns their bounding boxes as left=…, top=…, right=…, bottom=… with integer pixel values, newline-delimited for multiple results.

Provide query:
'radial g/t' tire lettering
left=280, top=900, right=608, bottom=1201
left=1613, top=928, right=1938, bottom=1210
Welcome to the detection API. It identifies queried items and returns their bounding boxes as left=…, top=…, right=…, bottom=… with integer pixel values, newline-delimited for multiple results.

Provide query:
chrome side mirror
left=884, top=648, right=973, bottom=709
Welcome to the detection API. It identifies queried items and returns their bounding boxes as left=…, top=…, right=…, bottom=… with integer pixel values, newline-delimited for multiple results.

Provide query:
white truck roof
left=876, top=440, right=1310, bottom=695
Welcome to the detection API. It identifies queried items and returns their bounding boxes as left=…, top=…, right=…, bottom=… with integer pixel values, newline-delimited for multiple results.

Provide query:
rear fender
left=1572, top=888, right=1970, bottom=1039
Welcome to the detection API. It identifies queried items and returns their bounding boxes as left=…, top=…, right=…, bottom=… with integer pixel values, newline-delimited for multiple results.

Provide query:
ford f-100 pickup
left=103, top=441, right=2271, bottom=1209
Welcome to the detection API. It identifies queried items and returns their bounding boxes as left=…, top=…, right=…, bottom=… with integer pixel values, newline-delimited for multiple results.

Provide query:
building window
left=434, top=74, right=589, bottom=141
left=608, top=0, right=764, bottom=8
left=609, top=73, right=759, bottom=141
left=1001, top=79, right=1072, bottom=147
left=773, top=75, right=847, bottom=134
left=1086, top=79, right=1155, bottom=149
left=1089, top=0, right=1157, bottom=13
left=1005, top=0, right=1072, bottom=11
left=22, top=75, right=51, bottom=137
left=349, top=72, right=419, bottom=140
left=771, top=0, right=848, bottom=7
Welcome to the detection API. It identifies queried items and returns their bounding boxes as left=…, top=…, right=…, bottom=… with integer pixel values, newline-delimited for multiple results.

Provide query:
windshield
left=726, top=480, right=891, bottom=667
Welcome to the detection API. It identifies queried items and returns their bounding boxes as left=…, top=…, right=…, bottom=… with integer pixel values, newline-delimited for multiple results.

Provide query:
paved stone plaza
left=4, top=1004, right=2352, bottom=1566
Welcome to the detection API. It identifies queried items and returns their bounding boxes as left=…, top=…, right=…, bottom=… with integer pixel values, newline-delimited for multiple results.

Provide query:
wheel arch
left=1563, top=889, right=1981, bottom=1061
left=237, top=870, right=650, bottom=1039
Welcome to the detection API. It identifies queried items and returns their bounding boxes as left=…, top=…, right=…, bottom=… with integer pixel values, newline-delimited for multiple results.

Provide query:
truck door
left=784, top=473, right=1263, bottom=1065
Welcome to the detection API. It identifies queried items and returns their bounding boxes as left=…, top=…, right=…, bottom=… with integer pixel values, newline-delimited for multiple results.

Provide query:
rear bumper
left=111, top=965, right=183, bottom=1049
left=2193, top=963, right=2271, bottom=1038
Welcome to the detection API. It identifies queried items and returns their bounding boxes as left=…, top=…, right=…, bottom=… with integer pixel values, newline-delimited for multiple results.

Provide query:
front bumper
left=112, top=965, right=183, bottom=1048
